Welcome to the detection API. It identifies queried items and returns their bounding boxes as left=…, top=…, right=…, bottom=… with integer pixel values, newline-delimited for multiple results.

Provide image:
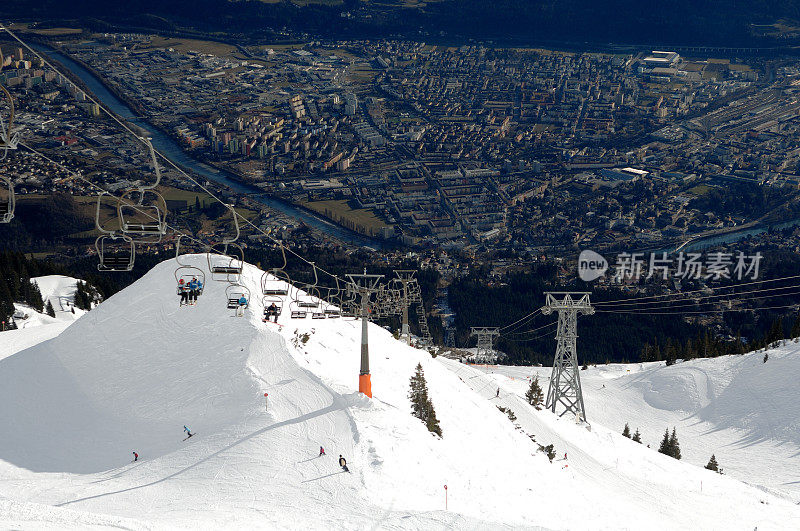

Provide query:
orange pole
left=359, top=373, right=372, bottom=398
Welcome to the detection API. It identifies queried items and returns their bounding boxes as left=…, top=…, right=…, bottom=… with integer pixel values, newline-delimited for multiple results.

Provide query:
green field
left=303, top=199, right=388, bottom=236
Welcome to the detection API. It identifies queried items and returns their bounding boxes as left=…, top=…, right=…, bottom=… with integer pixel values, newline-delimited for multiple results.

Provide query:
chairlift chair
left=261, top=244, right=291, bottom=295
left=226, top=284, right=250, bottom=310
left=94, top=191, right=135, bottom=271
left=262, top=295, right=283, bottom=321
left=0, top=83, right=20, bottom=158
left=95, top=234, right=135, bottom=272
left=0, top=174, right=14, bottom=224
left=289, top=299, right=307, bottom=319
left=207, top=205, right=244, bottom=283
left=117, top=138, right=168, bottom=241
left=174, top=235, right=207, bottom=296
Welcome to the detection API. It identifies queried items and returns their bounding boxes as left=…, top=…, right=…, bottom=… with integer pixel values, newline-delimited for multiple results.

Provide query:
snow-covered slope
left=34, top=274, right=91, bottom=320
left=463, top=343, right=800, bottom=504
left=0, top=255, right=798, bottom=529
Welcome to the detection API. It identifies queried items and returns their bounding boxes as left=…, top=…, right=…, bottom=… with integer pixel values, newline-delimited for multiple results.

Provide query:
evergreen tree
left=525, top=375, right=544, bottom=409
left=658, top=428, right=671, bottom=457
left=632, top=428, right=642, bottom=443
left=28, top=281, right=44, bottom=313
left=791, top=315, right=800, bottom=339
left=622, top=423, right=631, bottom=438
left=669, top=428, right=681, bottom=460
left=664, top=338, right=676, bottom=366
left=705, top=454, right=719, bottom=472
left=763, top=353, right=768, bottom=363
left=542, top=443, right=556, bottom=462
left=45, top=300, right=55, bottom=318
left=408, top=363, right=442, bottom=437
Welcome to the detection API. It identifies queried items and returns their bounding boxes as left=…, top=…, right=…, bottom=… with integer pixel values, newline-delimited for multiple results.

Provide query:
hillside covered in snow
left=0, top=255, right=798, bottom=529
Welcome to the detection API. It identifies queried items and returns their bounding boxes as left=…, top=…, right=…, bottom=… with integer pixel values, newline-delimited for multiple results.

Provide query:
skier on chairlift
left=267, top=302, right=279, bottom=322
left=237, top=294, right=248, bottom=317
left=178, top=279, right=189, bottom=306
left=188, top=277, right=199, bottom=304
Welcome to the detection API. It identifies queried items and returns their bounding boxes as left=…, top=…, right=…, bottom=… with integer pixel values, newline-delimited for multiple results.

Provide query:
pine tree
left=763, top=353, right=768, bottom=363
left=622, top=423, right=631, bottom=438
left=658, top=428, right=671, bottom=457
left=28, top=281, right=44, bottom=313
left=705, top=454, right=719, bottom=472
left=525, top=375, right=544, bottom=410
left=791, top=314, right=800, bottom=339
left=408, top=363, right=442, bottom=437
left=45, top=300, right=55, bottom=318
left=632, top=428, right=642, bottom=443
left=669, top=428, right=681, bottom=460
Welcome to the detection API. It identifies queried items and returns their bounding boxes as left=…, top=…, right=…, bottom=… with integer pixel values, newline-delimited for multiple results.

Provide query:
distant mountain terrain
left=4, top=0, right=800, bottom=48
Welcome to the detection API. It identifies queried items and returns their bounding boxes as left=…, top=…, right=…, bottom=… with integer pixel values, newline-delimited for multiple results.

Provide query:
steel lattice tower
left=470, top=327, right=500, bottom=361
left=542, top=292, right=594, bottom=422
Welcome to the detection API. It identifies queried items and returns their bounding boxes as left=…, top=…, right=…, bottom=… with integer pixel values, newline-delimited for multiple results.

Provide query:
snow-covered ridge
left=0, top=255, right=797, bottom=529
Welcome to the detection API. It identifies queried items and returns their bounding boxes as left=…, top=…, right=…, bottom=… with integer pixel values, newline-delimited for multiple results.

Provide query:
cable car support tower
left=347, top=270, right=384, bottom=398
left=542, top=292, right=593, bottom=422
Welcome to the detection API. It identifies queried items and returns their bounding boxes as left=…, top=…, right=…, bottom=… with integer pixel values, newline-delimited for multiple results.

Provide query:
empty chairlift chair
left=261, top=244, right=291, bottom=296
left=94, top=191, right=135, bottom=272
left=207, top=205, right=244, bottom=283
left=0, top=175, right=14, bottom=224
left=117, top=139, right=168, bottom=242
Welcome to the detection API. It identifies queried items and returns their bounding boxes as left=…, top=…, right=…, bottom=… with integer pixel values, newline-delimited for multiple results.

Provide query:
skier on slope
left=339, top=455, right=349, bottom=472
left=496, top=388, right=500, bottom=398
left=132, top=451, right=138, bottom=462
left=184, top=425, right=194, bottom=439
left=319, top=446, right=325, bottom=457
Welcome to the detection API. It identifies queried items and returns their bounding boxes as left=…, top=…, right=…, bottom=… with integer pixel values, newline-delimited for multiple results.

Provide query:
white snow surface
left=0, top=255, right=797, bottom=529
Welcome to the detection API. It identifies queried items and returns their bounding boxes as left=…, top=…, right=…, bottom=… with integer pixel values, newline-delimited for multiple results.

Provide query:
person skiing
left=178, top=279, right=189, bottom=306
left=319, top=446, right=325, bottom=457
left=184, top=425, right=193, bottom=439
left=132, top=451, right=138, bottom=462
left=339, top=455, right=349, bottom=472
left=496, top=388, right=500, bottom=398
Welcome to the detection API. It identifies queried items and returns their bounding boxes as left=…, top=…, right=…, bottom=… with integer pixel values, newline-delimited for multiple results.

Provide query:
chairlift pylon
left=117, top=138, right=168, bottom=241
left=95, top=191, right=135, bottom=271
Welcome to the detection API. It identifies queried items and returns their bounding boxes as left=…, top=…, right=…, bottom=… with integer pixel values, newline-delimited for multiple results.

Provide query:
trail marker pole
left=444, top=484, right=447, bottom=510
left=264, top=392, right=269, bottom=411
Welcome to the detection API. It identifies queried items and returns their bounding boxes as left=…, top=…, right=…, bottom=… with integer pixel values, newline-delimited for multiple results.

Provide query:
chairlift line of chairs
left=1, top=82, right=18, bottom=223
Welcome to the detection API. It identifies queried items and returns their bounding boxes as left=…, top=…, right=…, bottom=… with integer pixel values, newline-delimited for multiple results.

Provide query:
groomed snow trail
left=0, top=256, right=798, bottom=529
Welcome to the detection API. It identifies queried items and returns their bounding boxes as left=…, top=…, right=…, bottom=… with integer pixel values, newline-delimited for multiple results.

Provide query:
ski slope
left=0, top=255, right=798, bottom=529
left=465, top=343, right=800, bottom=504
left=2, top=276, right=88, bottom=361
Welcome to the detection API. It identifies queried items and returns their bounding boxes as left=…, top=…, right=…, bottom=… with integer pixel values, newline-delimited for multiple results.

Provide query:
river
left=32, top=45, right=383, bottom=249
left=679, top=218, right=800, bottom=252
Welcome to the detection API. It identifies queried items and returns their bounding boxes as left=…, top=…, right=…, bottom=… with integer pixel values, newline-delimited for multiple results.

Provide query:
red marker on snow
left=264, top=392, right=269, bottom=411
left=444, top=484, right=448, bottom=510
